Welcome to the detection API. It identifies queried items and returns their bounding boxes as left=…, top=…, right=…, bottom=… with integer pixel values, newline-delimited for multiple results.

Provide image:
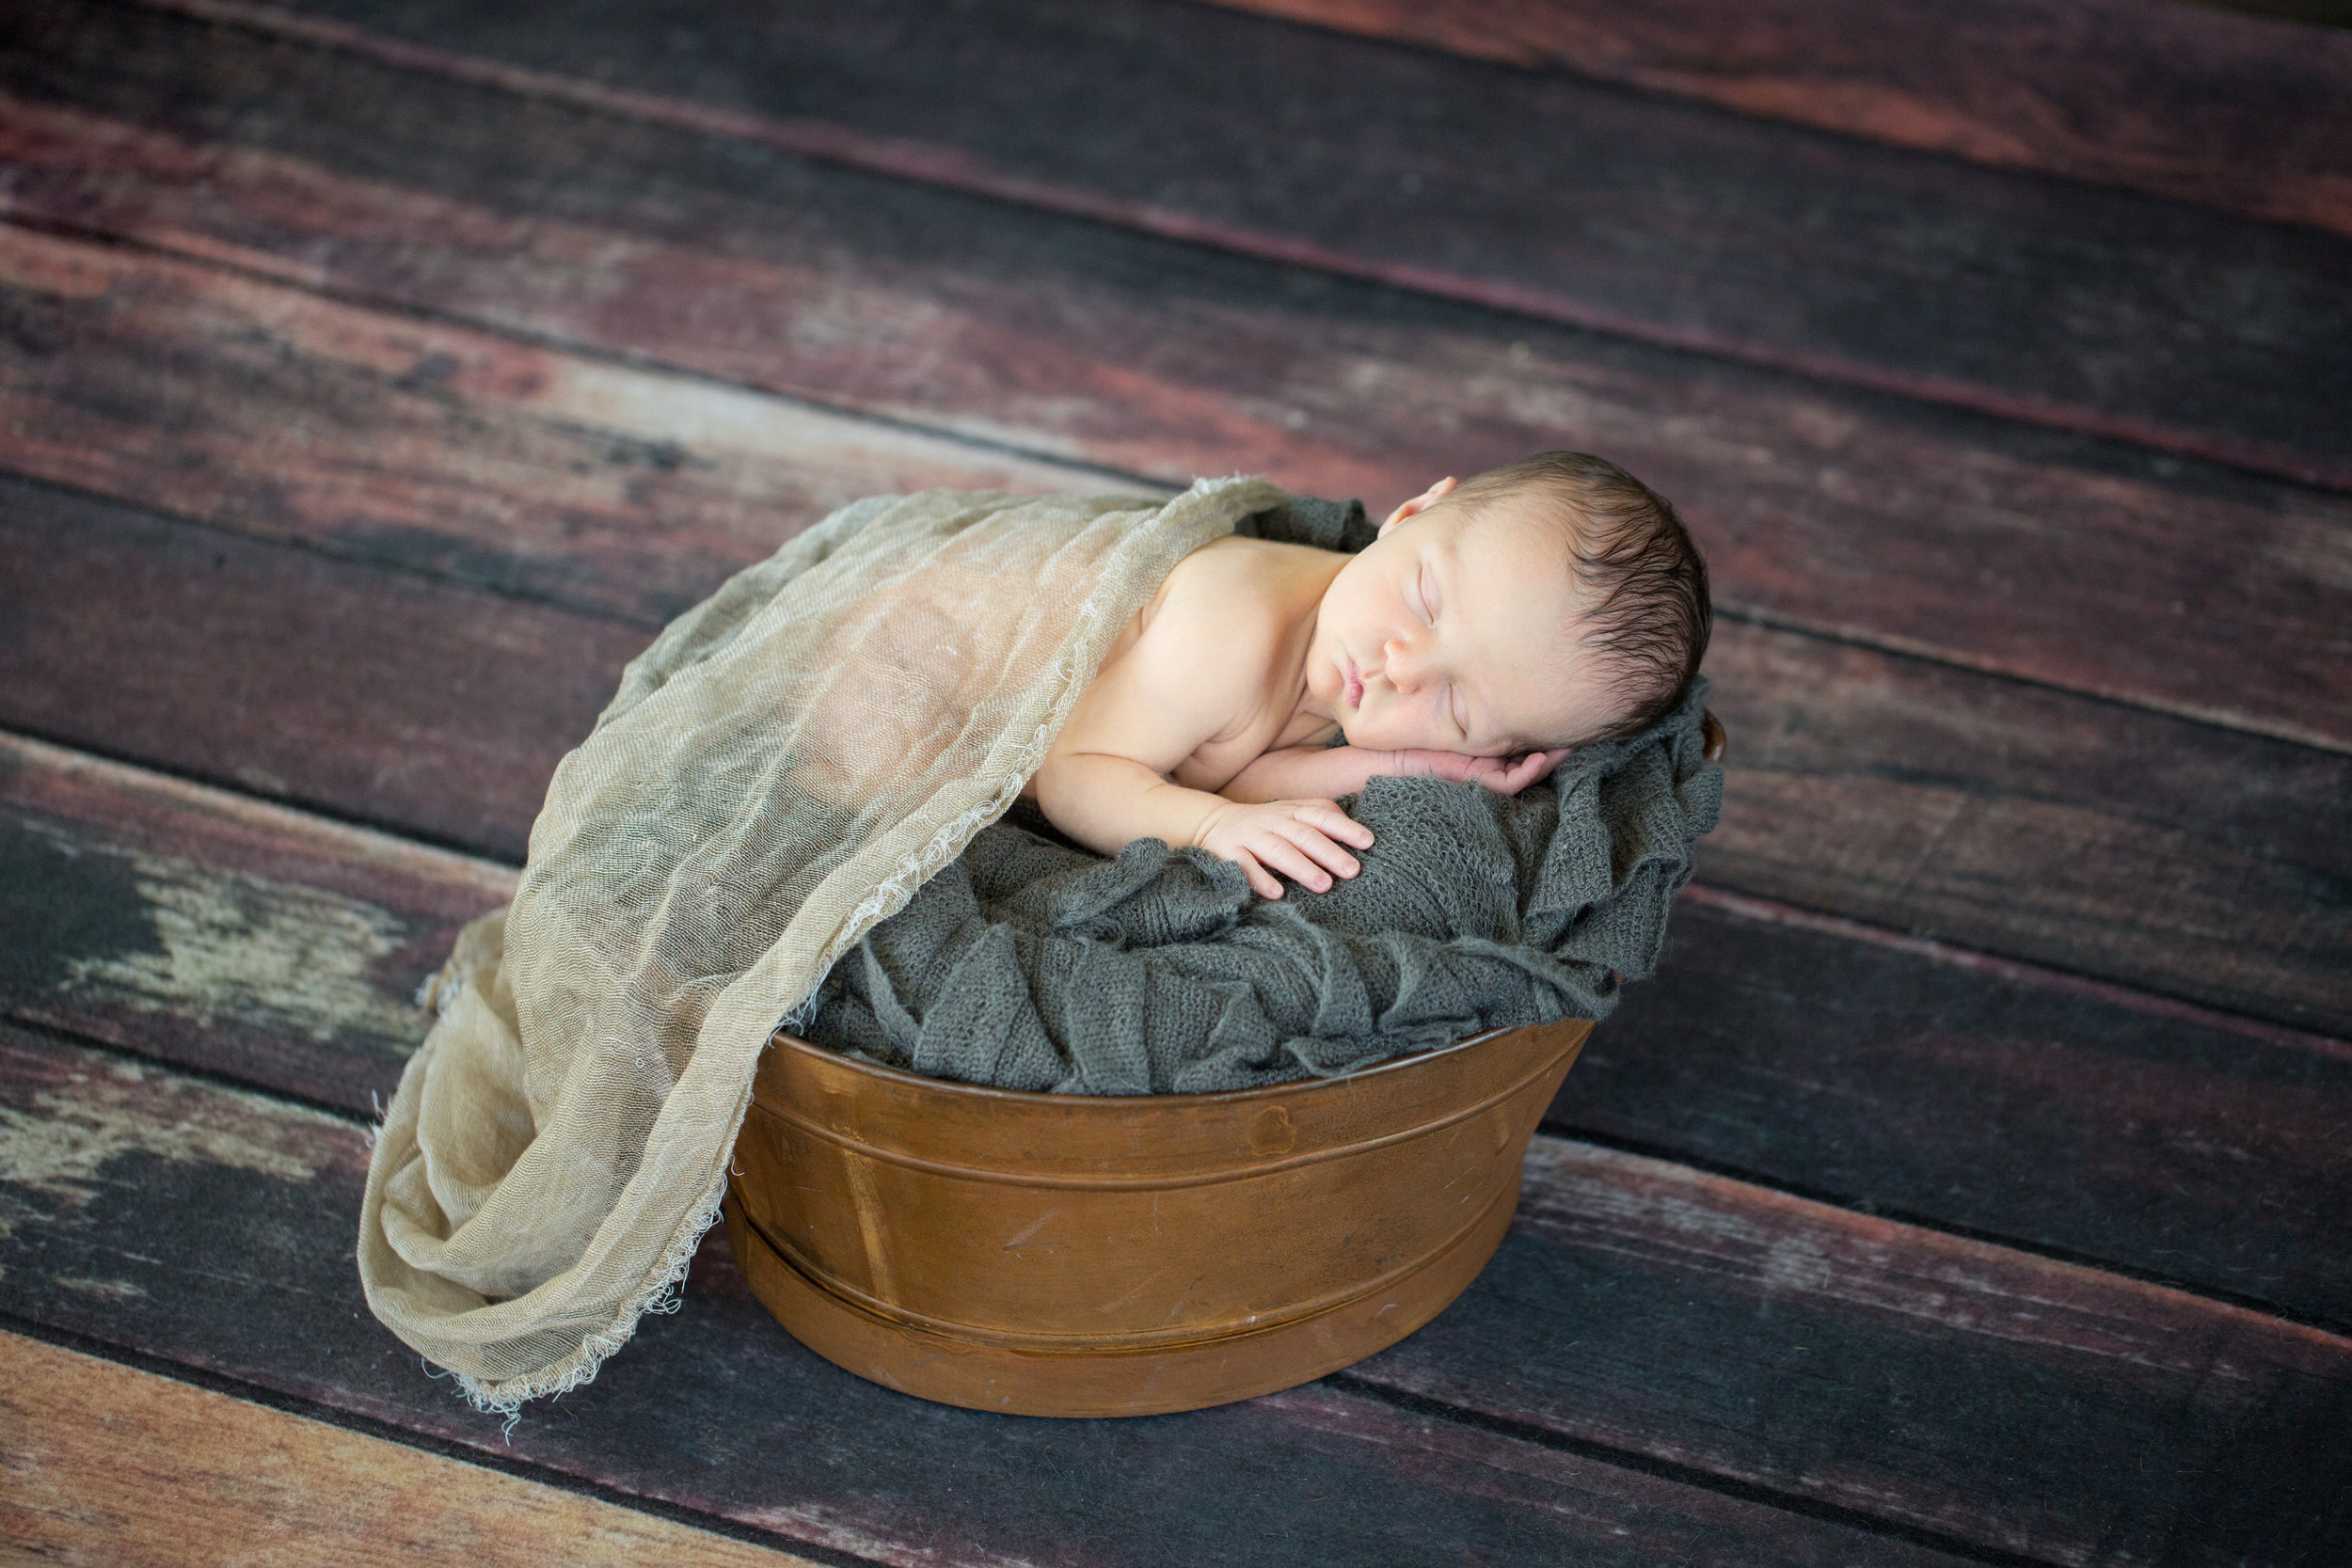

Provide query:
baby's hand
left=1195, top=798, right=1375, bottom=900
left=1387, top=748, right=1572, bottom=796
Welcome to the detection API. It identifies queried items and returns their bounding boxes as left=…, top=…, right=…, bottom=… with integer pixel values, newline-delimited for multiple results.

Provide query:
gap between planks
left=0, top=1314, right=2047, bottom=1568
left=1675, top=882, right=2352, bottom=1068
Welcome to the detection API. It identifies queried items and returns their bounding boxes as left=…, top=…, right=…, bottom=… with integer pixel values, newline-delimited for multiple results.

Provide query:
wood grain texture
left=1350, top=1139, right=2352, bottom=1568
left=8, top=729, right=2348, bottom=1329
left=0, top=1333, right=820, bottom=1568
left=7, top=19, right=2348, bottom=750
left=2, top=1025, right=2344, bottom=1567
left=4, top=470, right=2345, bottom=1034
left=1698, top=626, right=2352, bottom=1036
left=0, top=475, right=644, bottom=860
left=1198, top=0, right=2352, bottom=239
left=0, top=224, right=1131, bottom=627
left=0, top=1028, right=1999, bottom=1568
left=127, top=0, right=2352, bottom=489
left=1567, top=885, right=2352, bottom=1327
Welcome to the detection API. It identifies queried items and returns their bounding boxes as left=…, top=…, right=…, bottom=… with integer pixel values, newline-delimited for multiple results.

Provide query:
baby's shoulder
left=1163, top=531, right=1289, bottom=583
left=1078, top=536, right=1330, bottom=757
left=1146, top=536, right=1309, bottom=657
left=1160, top=534, right=1327, bottom=610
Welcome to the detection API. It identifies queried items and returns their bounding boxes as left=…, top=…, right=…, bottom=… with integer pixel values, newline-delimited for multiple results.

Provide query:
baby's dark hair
left=1451, top=451, right=1710, bottom=741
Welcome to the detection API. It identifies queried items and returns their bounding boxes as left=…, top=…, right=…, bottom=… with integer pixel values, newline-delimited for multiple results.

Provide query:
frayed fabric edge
left=446, top=1160, right=735, bottom=1429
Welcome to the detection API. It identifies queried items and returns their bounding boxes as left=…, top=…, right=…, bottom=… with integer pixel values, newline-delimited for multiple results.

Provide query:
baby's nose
left=1381, top=636, right=1430, bottom=690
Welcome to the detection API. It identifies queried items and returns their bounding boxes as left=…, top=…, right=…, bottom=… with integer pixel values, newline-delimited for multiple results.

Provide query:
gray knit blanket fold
left=800, top=497, right=1723, bottom=1094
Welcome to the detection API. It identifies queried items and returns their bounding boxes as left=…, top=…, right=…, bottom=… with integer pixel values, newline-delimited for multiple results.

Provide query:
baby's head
left=1312, top=451, right=1709, bottom=756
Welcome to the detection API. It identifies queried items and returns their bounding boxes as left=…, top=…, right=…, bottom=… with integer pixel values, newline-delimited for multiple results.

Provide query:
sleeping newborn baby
left=1025, top=451, right=1711, bottom=898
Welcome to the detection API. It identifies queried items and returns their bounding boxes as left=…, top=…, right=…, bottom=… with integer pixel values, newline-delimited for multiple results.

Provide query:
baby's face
left=1310, top=485, right=1618, bottom=754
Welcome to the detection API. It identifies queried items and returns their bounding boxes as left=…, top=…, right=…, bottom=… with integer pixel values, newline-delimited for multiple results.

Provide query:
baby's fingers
left=1490, top=749, right=1572, bottom=795
left=1296, top=800, right=1375, bottom=849
left=1277, top=823, right=1363, bottom=885
left=1230, top=847, right=1288, bottom=901
left=1251, top=833, right=1337, bottom=895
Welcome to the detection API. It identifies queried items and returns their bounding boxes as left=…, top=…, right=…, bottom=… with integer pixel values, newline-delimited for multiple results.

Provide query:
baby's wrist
left=1188, top=797, right=1237, bottom=849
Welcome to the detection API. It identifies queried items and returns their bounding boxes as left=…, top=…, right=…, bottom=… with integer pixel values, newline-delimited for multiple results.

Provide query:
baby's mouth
left=1343, top=657, right=1364, bottom=709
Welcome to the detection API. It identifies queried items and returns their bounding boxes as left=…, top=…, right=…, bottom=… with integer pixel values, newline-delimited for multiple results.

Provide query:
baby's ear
left=1378, top=475, right=1459, bottom=535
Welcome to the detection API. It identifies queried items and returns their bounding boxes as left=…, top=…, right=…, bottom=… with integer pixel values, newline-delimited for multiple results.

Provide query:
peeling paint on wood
left=0, top=1048, right=340, bottom=1249
left=0, top=5, right=2345, bottom=1554
left=0, top=1030, right=2002, bottom=1567
left=0, top=732, right=509, bottom=1108
left=0, top=1052, right=338, bottom=1194
left=38, top=824, right=426, bottom=1049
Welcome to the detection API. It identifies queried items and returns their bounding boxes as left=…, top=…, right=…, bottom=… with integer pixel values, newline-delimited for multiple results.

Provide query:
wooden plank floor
left=2, top=1, right=2347, bottom=1563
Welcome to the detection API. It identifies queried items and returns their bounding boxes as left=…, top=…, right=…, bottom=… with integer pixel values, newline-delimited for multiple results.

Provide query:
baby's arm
left=1031, top=610, right=1373, bottom=900
left=1223, top=745, right=1570, bottom=804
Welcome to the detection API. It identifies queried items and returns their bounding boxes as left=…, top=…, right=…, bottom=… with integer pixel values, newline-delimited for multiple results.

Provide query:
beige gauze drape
left=358, top=479, right=1285, bottom=1408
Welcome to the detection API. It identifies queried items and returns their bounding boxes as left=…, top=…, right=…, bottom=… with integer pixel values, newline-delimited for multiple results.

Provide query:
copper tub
left=724, top=1016, right=1591, bottom=1417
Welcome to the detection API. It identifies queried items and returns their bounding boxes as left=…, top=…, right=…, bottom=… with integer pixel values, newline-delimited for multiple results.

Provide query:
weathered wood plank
left=0, top=1332, right=822, bottom=1568
left=126, top=0, right=2352, bottom=488
left=1698, top=626, right=2352, bottom=1036
left=5, top=474, right=2345, bottom=1033
left=0, top=734, right=509, bottom=1107
left=9, top=728, right=2350, bottom=1328
left=8, top=24, right=2349, bottom=750
left=1566, top=885, right=2352, bottom=1326
left=0, top=224, right=1129, bottom=627
left=0, top=475, right=641, bottom=859
left=3, top=1024, right=2343, bottom=1567
left=0, top=1027, right=1994, bottom=1568
left=1198, top=0, right=2352, bottom=240
left=1349, top=1139, right=2352, bottom=1568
